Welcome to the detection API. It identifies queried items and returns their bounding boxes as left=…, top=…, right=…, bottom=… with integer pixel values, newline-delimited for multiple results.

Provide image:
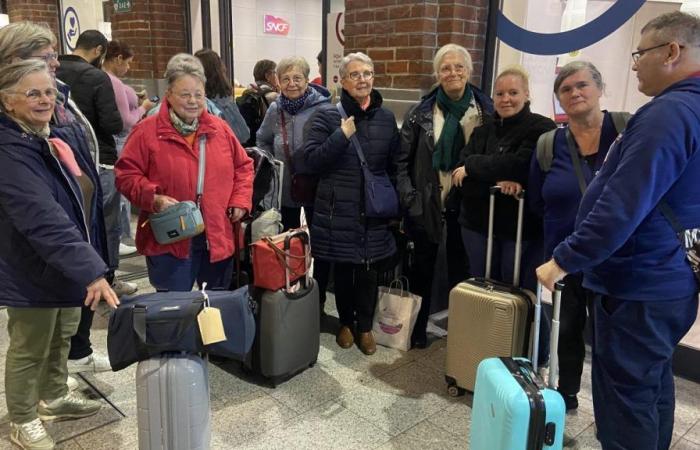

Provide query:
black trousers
left=557, top=272, right=594, bottom=395
left=68, top=307, right=94, bottom=360
left=282, top=205, right=330, bottom=305
left=407, top=209, right=469, bottom=341
left=334, top=261, right=387, bottom=333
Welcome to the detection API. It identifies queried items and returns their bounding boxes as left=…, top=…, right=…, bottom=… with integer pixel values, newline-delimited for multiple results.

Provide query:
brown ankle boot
left=336, top=326, right=354, bottom=349
left=358, top=331, right=376, bottom=355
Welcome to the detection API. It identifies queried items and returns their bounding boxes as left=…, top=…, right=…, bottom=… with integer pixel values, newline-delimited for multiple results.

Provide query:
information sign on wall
left=114, top=0, right=132, bottom=13
left=63, top=6, right=81, bottom=51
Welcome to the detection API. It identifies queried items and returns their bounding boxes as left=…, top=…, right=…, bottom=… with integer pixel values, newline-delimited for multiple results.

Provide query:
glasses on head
left=175, top=92, right=205, bottom=102
left=439, top=64, right=466, bottom=76
left=631, top=42, right=684, bottom=63
left=347, top=70, right=374, bottom=82
left=6, top=87, right=59, bottom=103
left=28, top=52, right=59, bottom=62
left=280, top=76, right=306, bottom=86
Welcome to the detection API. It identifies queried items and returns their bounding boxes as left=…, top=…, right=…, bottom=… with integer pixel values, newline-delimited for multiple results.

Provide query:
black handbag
left=107, top=286, right=256, bottom=371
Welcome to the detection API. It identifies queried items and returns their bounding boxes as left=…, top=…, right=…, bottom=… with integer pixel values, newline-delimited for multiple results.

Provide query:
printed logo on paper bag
left=264, top=15, right=290, bottom=36
left=378, top=308, right=403, bottom=335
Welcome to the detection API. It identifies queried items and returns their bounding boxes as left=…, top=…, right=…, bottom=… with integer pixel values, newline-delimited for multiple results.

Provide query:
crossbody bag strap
left=658, top=200, right=685, bottom=237
left=279, top=110, right=296, bottom=174
left=336, top=102, right=369, bottom=168
left=564, top=128, right=588, bottom=195
left=196, top=135, right=206, bottom=207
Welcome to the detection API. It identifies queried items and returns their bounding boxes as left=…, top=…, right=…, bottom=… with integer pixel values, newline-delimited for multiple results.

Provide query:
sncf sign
left=264, top=15, right=290, bottom=36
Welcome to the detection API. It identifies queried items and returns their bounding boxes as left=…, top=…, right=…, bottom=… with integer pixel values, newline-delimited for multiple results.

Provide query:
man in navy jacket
left=537, top=11, right=700, bottom=450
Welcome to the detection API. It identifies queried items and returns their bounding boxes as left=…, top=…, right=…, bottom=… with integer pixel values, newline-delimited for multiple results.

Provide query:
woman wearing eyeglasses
left=0, top=60, right=120, bottom=450
left=304, top=52, right=400, bottom=355
left=116, top=54, right=254, bottom=292
left=396, top=43, right=493, bottom=348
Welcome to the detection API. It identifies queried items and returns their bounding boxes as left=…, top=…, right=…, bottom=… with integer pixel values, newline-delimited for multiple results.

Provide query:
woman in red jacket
left=116, top=54, right=254, bottom=291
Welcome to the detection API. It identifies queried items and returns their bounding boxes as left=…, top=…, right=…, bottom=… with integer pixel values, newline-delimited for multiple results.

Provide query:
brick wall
left=110, top=0, right=188, bottom=80
left=7, top=0, right=60, bottom=39
left=344, top=0, right=490, bottom=90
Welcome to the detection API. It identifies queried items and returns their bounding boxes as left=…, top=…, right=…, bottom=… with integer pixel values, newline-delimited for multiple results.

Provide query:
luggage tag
left=197, top=283, right=227, bottom=345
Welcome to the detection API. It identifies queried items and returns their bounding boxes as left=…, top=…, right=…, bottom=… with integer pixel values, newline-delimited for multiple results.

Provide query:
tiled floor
left=1, top=254, right=700, bottom=449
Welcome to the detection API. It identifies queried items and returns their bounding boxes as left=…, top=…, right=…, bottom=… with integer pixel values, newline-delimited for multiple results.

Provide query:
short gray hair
left=641, top=11, right=700, bottom=48
left=339, top=52, right=373, bottom=78
left=433, top=44, right=473, bottom=79
left=553, top=61, right=604, bottom=97
left=164, top=53, right=206, bottom=86
left=277, top=56, right=310, bottom=79
left=0, top=60, right=51, bottom=110
left=0, top=22, right=57, bottom=65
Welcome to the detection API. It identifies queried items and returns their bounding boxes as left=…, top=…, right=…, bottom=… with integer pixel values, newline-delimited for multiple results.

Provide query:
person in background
left=102, top=40, right=154, bottom=257
left=256, top=55, right=331, bottom=314
left=537, top=12, right=700, bottom=449
left=304, top=52, right=399, bottom=356
left=194, top=48, right=250, bottom=144
left=310, top=50, right=323, bottom=85
left=397, top=43, right=493, bottom=349
left=116, top=54, right=254, bottom=292
left=528, top=61, right=630, bottom=412
left=0, top=22, right=116, bottom=376
left=0, top=59, right=119, bottom=450
left=237, top=59, right=279, bottom=147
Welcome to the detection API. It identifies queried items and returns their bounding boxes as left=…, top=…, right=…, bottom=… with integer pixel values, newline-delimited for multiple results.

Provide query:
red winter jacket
left=115, top=100, right=254, bottom=262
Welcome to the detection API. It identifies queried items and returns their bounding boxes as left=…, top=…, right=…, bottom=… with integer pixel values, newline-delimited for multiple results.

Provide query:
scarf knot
left=169, top=108, right=199, bottom=136
left=433, top=86, right=472, bottom=171
left=279, top=88, right=312, bottom=116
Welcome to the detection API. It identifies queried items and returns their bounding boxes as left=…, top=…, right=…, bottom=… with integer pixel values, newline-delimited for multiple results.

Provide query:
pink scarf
left=48, top=138, right=82, bottom=177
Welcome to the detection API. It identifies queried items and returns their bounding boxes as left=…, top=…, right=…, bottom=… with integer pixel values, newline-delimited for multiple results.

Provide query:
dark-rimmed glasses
left=631, top=42, right=684, bottom=64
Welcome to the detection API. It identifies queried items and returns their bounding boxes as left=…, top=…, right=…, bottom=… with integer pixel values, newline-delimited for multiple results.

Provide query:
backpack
left=536, top=111, right=632, bottom=172
left=236, top=87, right=274, bottom=147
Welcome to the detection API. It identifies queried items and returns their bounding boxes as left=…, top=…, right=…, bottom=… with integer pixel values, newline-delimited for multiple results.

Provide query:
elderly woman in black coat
left=304, top=52, right=399, bottom=356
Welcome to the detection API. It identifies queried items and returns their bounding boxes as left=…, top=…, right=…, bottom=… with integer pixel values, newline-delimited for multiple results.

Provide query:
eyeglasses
left=439, top=64, right=466, bottom=75
left=347, top=70, right=374, bottom=82
left=280, top=76, right=306, bottom=85
left=631, top=42, right=684, bottom=63
left=28, top=52, right=59, bottom=62
left=174, top=92, right=205, bottom=101
left=6, top=87, right=59, bottom=103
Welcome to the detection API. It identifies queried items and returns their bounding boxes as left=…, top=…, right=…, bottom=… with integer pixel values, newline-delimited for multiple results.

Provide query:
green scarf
left=169, top=108, right=199, bottom=136
left=433, top=85, right=472, bottom=171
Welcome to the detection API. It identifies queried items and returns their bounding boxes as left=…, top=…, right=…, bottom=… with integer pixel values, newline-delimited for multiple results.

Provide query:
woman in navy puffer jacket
left=304, top=52, right=399, bottom=356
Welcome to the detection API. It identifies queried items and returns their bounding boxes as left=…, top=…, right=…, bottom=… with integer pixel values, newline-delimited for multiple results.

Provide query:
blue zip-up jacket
left=0, top=115, right=109, bottom=307
left=257, top=84, right=331, bottom=208
left=552, top=77, right=700, bottom=301
left=529, top=112, right=619, bottom=259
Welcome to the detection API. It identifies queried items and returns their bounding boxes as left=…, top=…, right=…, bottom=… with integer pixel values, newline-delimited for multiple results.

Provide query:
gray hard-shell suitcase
left=136, top=353, right=210, bottom=450
left=244, top=231, right=320, bottom=387
left=445, top=186, right=535, bottom=395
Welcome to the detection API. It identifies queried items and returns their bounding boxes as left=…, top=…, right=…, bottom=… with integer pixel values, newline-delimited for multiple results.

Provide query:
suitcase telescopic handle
left=283, top=228, right=311, bottom=291
left=531, top=281, right=564, bottom=388
left=486, top=186, right=525, bottom=286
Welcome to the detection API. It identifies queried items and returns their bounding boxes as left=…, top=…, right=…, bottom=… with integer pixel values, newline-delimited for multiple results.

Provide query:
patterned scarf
left=12, top=116, right=50, bottom=139
left=279, top=88, right=312, bottom=116
left=433, top=85, right=472, bottom=171
left=169, top=108, right=199, bottom=136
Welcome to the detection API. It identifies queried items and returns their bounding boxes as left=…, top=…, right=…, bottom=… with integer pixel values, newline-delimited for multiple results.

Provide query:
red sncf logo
left=264, top=15, right=290, bottom=36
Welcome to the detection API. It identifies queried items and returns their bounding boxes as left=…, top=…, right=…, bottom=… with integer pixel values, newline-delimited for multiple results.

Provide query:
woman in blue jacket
left=304, top=52, right=399, bottom=355
left=529, top=61, right=630, bottom=411
left=0, top=60, right=119, bottom=450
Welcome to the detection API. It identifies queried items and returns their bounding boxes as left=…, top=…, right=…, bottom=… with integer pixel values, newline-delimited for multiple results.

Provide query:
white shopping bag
left=372, top=277, right=422, bottom=351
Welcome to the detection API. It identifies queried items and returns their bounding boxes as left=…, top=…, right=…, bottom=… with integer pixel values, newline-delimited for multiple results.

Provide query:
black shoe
left=558, top=389, right=578, bottom=411
left=411, top=332, right=428, bottom=349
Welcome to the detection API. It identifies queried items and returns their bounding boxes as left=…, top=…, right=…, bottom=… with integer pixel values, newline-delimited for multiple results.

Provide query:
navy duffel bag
left=107, top=286, right=256, bottom=371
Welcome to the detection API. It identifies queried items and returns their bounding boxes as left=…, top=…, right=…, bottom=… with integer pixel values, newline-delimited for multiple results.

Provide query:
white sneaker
left=67, top=352, right=111, bottom=374
left=10, top=418, right=55, bottom=449
left=118, top=243, right=137, bottom=256
left=66, top=375, right=79, bottom=392
left=111, top=278, right=138, bottom=297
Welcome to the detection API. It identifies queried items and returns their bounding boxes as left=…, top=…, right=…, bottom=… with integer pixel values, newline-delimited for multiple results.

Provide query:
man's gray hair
left=339, top=52, right=374, bottom=78
left=641, top=11, right=700, bottom=48
left=0, top=60, right=51, bottom=110
left=164, top=53, right=206, bottom=86
left=277, top=56, right=310, bottom=79
left=0, top=22, right=56, bottom=65
left=553, top=60, right=604, bottom=96
left=433, top=43, right=473, bottom=79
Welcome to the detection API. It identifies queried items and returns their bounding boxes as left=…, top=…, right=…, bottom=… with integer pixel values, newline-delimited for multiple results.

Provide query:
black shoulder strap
left=564, top=129, right=588, bottom=195
left=336, top=103, right=368, bottom=167
left=658, top=200, right=684, bottom=235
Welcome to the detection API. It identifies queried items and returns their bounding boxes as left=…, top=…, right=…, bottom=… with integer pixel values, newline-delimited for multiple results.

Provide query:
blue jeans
left=146, top=234, right=234, bottom=291
left=99, top=169, right=121, bottom=272
left=592, top=294, right=698, bottom=450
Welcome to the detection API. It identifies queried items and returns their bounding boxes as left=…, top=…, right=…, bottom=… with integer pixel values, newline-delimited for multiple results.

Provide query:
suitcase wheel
left=447, top=384, right=465, bottom=397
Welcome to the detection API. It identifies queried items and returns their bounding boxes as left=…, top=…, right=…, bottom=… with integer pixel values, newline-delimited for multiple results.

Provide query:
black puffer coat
left=303, top=89, right=399, bottom=264
left=458, top=103, right=556, bottom=240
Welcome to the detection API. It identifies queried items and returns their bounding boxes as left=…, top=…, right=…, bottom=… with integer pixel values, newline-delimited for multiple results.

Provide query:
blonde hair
left=495, top=65, right=531, bottom=91
left=0, top=22, right=56, bottom=65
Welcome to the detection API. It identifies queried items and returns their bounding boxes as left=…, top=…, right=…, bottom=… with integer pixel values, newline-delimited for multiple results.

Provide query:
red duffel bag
left=251, top=228, right=310, bottom=291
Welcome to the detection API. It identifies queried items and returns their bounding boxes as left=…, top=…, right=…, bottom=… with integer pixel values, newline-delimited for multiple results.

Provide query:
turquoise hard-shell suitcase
left=470, top=282, right=566, bottom=450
